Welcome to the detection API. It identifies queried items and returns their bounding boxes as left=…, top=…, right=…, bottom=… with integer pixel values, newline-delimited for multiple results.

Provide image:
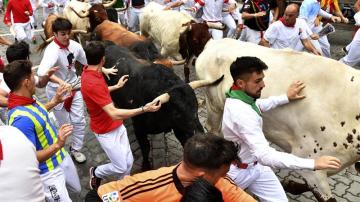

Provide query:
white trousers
left=12, top=21, right=33, bottom=41
left=340, top=29, right=360, bottom=67
left=222, top=13, right=237, bottom=38
left=227, top=164, right=288, bottom=202
left=127, top=6, right=143, bottom=32
left=60, top=155, right=81, bottom=194
left=41, top=166, right=72, bottom=202
left=46, top=86, right=86, bottom=151
left=312, top=24, right=331, bottom=58
left=95, top=125, right=134, bottom=179
left=239, top=26, right=263, bottom=44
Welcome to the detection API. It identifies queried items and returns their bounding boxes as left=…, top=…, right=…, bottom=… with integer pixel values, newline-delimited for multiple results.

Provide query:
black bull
left=103, top=43, right=218, bottom=170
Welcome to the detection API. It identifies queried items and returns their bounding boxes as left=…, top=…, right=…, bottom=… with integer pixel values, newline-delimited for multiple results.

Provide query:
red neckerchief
left=8, top=92, right=36, bottom=110
left=279, top=17, right=295, bottom=27
left=0, top=140, right=3, bottom=161
left=253, top=0, right=265, bottom=12
left=54, top=38, right=69, bottom=50
left=230, top=84, right=241, bottom=90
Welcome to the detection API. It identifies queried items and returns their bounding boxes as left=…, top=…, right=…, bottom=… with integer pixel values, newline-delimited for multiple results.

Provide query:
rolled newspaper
left=318, top=23, right=335, bottom=37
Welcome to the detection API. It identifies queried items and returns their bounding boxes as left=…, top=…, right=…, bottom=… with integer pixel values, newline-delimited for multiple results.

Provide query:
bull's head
left=88, top=4, right=109, bottom=31
left=179, top=21, right=212, bottom=58
left=69, top=0, right=116, bottom=30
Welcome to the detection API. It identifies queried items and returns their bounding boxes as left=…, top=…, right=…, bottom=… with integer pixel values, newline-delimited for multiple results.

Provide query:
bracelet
left=141, top=106, right=145, bottom=112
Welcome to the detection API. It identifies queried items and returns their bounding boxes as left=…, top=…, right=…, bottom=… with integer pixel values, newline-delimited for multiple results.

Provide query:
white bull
left=196, top=38, right=360, bottom=201
left=63, top=0, right=91, bottom=31
left=140, top=2, right=193, bottom=59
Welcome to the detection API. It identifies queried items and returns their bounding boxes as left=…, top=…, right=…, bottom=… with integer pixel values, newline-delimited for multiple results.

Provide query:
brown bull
left=71, top=4, right=179, bottom=67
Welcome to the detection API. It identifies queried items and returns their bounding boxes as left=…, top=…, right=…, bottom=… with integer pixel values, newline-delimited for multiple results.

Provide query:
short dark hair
left=6, top=41, right=30, bottom=63
left=183, top=134, right=239, bottom=170
left=230, top=57, right=268, bottom=82
left=3, top=60, right=33, bottom=91
left=84, top=41, right=105, bottom=65
left=52, top=17, right=72, bottom=33
left=181, top=178, right=223, bottom=202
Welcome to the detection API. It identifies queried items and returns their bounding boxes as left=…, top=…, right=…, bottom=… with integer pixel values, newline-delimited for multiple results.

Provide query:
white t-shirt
left=0, top=126, right=45, bottom=202
left=222, top=95, right=315, bottom=170
left=195, top=0, right=225, bottom=22
left=264, top=18, right=310, bottom=51
left=37, top=40, right=87, bottom=88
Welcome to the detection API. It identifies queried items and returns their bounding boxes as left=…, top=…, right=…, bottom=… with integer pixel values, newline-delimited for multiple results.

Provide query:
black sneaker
left=89, top=167, right=102, bottom=190
left=342, top=46, right=348, bottom=54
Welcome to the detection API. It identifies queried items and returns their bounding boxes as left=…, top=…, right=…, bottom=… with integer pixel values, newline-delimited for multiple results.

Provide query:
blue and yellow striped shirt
left=8, top=101, right=67, bottom=174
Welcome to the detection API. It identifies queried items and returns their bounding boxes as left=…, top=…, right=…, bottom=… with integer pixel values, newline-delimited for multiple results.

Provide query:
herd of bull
left=37, top=0, right=360, bottom=201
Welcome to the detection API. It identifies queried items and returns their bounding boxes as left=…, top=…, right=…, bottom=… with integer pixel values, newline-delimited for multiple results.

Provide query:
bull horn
left=115, top=5, right=127, bottom=12
left=45, top=36, right=55, bottom=43
left=206, top=22, right=226, bottom=30
left=71, top=29, right=88, bottom=34
left=103, top=0, right=116, bottom=8
left=32, top=65, right=39, bottom=71
left=154, top=93, right=170, bottom=104
left=189, top=75, right=224, bottom=89
left=69, top=6, right=89, bottom=18
left=170, top=59, right=186, bottom=65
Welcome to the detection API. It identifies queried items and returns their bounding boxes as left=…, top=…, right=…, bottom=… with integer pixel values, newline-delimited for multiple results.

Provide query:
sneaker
left=342, top=46, right=348, bottom=54
left=70, top=147, right=87, bottom=163
left=89, top=167, right=102, bottom=190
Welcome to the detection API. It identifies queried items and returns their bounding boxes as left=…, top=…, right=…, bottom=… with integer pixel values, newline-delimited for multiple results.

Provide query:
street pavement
left=0, top=11, right=359, bottom=202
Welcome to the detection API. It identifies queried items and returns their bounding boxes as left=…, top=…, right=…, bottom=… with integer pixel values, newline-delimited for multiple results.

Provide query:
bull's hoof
left=355, top=161, right=360, bottom=173
left=282, top=179, right=310, bottom=195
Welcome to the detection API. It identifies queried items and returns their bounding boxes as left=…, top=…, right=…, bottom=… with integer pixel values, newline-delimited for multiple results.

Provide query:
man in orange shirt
left=96, top=134, right=256, bottom=202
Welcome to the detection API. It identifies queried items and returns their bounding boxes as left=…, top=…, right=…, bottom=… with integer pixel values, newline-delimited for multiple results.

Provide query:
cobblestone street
left=1, top=11, right=360, bottom=202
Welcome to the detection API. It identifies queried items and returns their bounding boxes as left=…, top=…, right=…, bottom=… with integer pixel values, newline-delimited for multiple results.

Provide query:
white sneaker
left=70, top=147, right=86, bottom=163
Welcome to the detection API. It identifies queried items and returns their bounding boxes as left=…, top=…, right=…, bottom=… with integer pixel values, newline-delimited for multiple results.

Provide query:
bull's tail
left=36, top=35, right=52, bottom=53
left=189, top=75, right=224, bottom=90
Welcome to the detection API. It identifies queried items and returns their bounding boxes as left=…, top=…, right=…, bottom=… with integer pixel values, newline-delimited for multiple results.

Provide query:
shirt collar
left=172, top=164, right=186, bottom=195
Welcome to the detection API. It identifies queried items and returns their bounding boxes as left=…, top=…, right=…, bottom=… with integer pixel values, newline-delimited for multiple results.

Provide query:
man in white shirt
left=299, top=0, right=341, bottom=58
left=37, top=17, right=87, bottom=164
left=189, top=0, right=228, bottom=39
left=0, top=126, right=45, bottom=202
left=261, top=4, right=321, bottom=55
left=222, top=56, right=341, bottom=201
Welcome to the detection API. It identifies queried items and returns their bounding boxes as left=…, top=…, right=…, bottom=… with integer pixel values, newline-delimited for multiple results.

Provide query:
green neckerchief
left=226, top=88, right=261, bottom=116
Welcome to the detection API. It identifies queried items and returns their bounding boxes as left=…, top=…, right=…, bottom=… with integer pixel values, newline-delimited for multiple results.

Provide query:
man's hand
left=102, top=66, right=118, bottom=80
left=52, top=84, right=70, bottom=105
left=341, top=17, right=349, bottom=23
left=330, top=15, right=341, bottom=23
left=287, top=81, right=306, bottom=101
left=56, top=124, right=73, bottom=148
left=255, top=11, right=266, bottom=17
left=314, top=156, right=341, bottom=170
left=24, top=11, right=30, bottom=16
left=314, top=18, right=321, bottom=26
left=310, top=33, right=320, bottom=40
left=143, top=99, right=162, bottom=113
left=312, top=49, right=322, bottom=56
left=115, top=75, right=129, bottom=89
left=185, top=7, right=196, bottom=13
left=5, top=22, right=11, bottom=27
